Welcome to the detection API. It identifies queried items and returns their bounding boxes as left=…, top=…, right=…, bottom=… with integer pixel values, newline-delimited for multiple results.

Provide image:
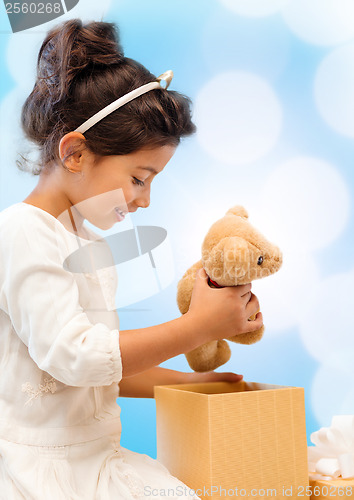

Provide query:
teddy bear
left=177, top=205, right=282, bottom=372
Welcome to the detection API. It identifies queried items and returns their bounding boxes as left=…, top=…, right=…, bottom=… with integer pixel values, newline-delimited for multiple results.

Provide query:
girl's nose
left=136, top=192, right=150, bottom=209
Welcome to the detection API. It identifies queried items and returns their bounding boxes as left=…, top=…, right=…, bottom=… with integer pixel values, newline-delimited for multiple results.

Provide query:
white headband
left=74, top=70, right=174, bottom=134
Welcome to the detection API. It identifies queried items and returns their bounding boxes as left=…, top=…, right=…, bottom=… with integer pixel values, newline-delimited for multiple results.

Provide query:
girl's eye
left=132, top=177, right=145, bottom=187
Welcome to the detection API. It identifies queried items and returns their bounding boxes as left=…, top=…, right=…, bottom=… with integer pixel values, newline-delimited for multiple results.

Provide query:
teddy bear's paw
left=185, top=340, right=231, bottom=372
left=228, top=325, right=265, bottom=345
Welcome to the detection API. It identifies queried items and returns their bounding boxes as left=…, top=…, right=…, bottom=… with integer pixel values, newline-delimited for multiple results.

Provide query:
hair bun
left=37, top=19, right=124, bottom=103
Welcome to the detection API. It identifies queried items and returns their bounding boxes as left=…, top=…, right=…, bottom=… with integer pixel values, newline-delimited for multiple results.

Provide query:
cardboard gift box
left=309, top=478, right=354, bottom=500
left=154, top=381, right=309, bottom=499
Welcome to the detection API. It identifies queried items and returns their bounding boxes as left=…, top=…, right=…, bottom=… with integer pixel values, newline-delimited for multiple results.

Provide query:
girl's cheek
left=121, top=186, right=135, bottom=205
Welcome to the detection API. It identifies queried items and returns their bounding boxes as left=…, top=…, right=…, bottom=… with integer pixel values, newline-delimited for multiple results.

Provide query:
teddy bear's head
left=201, top=205, right=282, bottom=286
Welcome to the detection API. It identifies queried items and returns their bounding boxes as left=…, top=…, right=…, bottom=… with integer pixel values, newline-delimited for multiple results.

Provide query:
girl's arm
left=119, top=269, right=262, bottom=377
left=119, top=367, right=185, bottom=398
left=119, top=366, right=243, bottom=398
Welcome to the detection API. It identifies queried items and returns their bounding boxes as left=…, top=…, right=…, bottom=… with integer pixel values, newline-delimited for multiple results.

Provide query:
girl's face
left=67, top=144, right=176, bottom=230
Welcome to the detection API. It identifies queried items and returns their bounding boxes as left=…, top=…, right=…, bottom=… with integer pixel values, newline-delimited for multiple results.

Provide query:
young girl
left=0, top=19, right=262, bottom=499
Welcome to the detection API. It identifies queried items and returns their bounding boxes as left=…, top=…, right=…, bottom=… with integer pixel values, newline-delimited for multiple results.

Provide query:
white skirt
left=0, top=435, right=200, bottom=500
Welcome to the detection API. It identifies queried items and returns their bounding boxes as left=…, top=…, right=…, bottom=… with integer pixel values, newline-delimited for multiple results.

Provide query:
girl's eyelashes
left=132, top=177, right=145, bottom=187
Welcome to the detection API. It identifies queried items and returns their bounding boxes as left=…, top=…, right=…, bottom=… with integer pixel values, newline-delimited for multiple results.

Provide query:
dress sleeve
left=0, top=211, right=122, bottom=387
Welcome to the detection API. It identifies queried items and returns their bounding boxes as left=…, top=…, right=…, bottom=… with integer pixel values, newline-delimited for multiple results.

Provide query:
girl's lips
left=115, top=207, right=126, bottom=221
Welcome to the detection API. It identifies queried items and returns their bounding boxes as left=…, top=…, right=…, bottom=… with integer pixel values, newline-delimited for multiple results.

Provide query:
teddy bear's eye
left=257, top=256, right=264, bottom=265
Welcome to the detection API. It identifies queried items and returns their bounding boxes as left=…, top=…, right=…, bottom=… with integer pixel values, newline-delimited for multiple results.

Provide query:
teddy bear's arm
left=176, top=260, right=203, bottom=314
left=176, top=260, right=232, bottom=372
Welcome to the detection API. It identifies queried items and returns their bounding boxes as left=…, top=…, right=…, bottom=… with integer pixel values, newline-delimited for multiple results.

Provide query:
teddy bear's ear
left=225, top=205, right=249, bottom=219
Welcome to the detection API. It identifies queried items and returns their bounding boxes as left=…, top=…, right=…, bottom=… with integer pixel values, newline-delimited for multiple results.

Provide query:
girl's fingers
left=194, top=371, right=243, bottom=383
left=247, top=311, right=263, bottom=332
left=241, top=291, right=252, bottom=304
left=214, top=371, right=243, bottom=382
left=245, top=292, right=260, bottom=314
left=237, top=283, right=252, bottom=296
left=196, top=268, right=212, bottom=287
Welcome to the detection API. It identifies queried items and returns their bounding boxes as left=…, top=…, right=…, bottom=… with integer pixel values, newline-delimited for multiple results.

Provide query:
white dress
left=0, top=202, right=199, bottom=500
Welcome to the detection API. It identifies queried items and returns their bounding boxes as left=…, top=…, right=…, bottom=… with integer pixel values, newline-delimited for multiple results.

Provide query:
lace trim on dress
left=21, top=377, right=57, bottom=406
left=84, top=268, right=117, bottom=311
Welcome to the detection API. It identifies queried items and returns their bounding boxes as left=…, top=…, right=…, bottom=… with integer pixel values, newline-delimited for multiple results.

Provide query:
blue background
left=1, top=0, right=354, bottom=459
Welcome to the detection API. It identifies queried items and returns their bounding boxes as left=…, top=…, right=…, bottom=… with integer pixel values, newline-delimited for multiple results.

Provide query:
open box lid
left=154, top=380, right=300, bottom=397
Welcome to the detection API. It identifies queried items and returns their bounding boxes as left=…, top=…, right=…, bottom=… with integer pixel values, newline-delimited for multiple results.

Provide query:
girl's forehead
left=129, top=145, right=176, bottom=168
left=136, top=166, right=159, bottom=175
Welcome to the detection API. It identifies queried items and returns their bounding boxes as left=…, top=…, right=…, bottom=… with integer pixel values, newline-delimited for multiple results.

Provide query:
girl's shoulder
left=0, top=203, right=97, bottom=241
left=0, top=202, right=60, bottom=239
left=0, top=201, right=55, bottom=223
left=0, top=203, right=101, bottom=275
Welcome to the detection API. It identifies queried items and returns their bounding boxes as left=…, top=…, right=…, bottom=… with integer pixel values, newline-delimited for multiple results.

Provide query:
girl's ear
left=58, top=132, right=87, bottom=173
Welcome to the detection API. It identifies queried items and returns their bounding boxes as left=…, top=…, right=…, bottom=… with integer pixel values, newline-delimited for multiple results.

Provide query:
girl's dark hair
left=18, top=19, right=196, bottom=174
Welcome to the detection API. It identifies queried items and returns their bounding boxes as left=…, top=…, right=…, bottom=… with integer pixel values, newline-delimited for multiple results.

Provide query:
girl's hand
left=187, top=268, right=263, bottom=343
left=183, top=370, right=243, bottom=384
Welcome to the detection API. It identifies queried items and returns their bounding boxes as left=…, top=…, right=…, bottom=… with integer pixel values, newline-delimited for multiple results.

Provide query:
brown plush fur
left=177, top=206, right=282, bottom=372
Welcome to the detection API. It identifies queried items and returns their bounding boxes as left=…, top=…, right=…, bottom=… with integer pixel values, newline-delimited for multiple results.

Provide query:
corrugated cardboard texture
left=310, top=479, right=354, bottom=500
left=155, top=381, right=309, bottom=499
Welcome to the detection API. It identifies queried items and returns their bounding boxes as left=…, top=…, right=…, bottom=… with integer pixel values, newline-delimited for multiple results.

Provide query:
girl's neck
left=23, top=193, right=86, bottom=237
left=23, top=167, right=87, bottom=237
